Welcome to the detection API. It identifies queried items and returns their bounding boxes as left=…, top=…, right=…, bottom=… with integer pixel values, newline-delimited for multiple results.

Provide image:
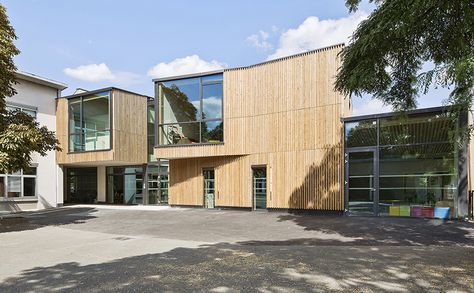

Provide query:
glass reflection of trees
left=158, top=74, right=223, bottom=145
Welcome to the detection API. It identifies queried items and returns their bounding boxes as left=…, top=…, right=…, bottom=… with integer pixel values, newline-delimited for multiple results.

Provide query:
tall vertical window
left=0, top=168, right=37, bottom=198
left=157, top=73, right=223, bottom=145
left=147, top=100, right=157, bottom=162
left=68, top=91, right=111, bottom=152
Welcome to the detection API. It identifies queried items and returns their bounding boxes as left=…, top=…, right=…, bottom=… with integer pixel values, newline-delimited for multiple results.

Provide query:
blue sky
left=3, top=0, right=449, bottom=115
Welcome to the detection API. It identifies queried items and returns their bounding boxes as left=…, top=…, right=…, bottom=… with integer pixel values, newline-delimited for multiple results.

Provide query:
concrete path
left=0, top=206, right=473, bottom=292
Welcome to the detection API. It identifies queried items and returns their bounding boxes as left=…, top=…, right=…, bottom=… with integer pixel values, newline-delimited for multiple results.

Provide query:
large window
left=157, top=73, right=223, bottom=145
left=68, top=91, right=111, bottom=152
left=345, top=111, right=459, bottom=218
left=0, top=168, right=37, bottom=198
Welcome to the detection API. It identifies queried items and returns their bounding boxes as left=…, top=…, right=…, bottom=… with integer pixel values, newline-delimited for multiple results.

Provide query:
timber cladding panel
left=169, top=147, right=343, bottom=210
left=164, top=44, right=348, bottom=210
left=155, top=44, right=348, bottom=159
left=56, top=89, right=148, bottom=165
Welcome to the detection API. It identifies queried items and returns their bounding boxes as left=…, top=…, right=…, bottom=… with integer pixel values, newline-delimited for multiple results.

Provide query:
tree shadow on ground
left=0, top=239, right=472, bottom=292
left=0, top=207, right=97, bottom=233
left=274, top=214, right=474, bottom=246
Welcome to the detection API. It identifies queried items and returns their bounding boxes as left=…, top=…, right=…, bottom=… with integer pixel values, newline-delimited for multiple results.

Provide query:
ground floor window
left=66, top=167, right=97, bottom=203
left=0, top=168, right=37, bottom=198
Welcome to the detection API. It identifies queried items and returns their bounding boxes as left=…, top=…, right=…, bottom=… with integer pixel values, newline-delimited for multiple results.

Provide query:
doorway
left=252, top=166, right=267, bottom=210
left=345, top=149, right=378, bottom=216
left=106, top=166, right=144, bottom=205
left=203, top=169, right=215, bottom=208
left=65, top=167, right=97, bottom=203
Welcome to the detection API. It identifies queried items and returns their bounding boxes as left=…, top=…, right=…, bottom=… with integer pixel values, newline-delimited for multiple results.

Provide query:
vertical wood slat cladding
left=56, top=89, right=148, bottom=165
left=161, top=44, right=349, bottom=210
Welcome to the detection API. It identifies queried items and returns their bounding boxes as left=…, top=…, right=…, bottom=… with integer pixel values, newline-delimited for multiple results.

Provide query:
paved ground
left=0, top=206, right=473, bottom=292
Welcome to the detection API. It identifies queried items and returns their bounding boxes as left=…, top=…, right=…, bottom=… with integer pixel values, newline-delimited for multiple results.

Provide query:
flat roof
left=59, top=87, right=152, bottom=100
left=15, top=70, right=68, bottom=90
left=342, top=106, right=448, bottom=122
left=152, top=43, right=345, bottom=83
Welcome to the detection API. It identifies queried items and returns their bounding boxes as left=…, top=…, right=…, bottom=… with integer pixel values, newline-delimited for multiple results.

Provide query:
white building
left=0, top=71, right=67, bottom=212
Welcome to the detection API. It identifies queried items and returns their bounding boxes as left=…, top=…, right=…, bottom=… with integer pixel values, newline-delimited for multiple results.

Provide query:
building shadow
left=0, top=207, right=98, bottom=233
left=275, top=214, right=474, bottom=246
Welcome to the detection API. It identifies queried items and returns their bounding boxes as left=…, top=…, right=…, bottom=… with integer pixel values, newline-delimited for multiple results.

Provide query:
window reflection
left=201, top=120, right=223, bottom=143
left=68, top=92, right=110, bottom=152
left=345, top=120, right=377, bottom=147
left=345, top=110, right=459, bottom=218
left=158, top=73, right=223, bottom=145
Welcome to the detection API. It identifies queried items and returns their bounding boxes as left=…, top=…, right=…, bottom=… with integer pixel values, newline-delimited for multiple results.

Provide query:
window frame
left=67, top=91, right=113, bottom=153
left=0, top=168, right=37, bottom=199
left=156, top=73, right=224, bottom=146
left=5, top=102, right=38, bottom=119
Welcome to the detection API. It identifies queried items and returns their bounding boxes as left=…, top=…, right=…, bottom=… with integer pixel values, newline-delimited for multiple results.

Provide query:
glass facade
left=147, top=161, right=169, bottom=205
left=157, top=73, right=223, bottom=145
left=107, top=166, right=144, bottom=205
left=345, top=111, right=458, bottom=218
left=68, top=91, right=111, bottom=152
left=0, top=168, right=37, bottom=198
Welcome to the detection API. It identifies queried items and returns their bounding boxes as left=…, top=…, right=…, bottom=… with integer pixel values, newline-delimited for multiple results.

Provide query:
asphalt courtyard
left=0, top=206, right=473, bottom=292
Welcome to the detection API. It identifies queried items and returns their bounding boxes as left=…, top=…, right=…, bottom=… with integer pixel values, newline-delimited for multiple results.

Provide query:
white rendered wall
left=5, top=78, right=61, bottom=209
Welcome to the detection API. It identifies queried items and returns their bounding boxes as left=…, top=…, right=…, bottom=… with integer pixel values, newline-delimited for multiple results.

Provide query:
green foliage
left=0, top=4, right=60, bottom=173
left=336, top=0, right=474, bottom=113
left=0, top=110, right=60, bottom=173
left=0, top=4, right=19, bottom=112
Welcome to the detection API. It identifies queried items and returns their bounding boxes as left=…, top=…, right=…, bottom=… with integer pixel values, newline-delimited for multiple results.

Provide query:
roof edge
left=152, top=43, right=345, bottom=82
left=342, top=106, right=453, bottom=122
left=59, top=87, right=152, bottom=100
left=15, top=70, right=67, bottom=90
left=226, top=43, right=345, bottom=72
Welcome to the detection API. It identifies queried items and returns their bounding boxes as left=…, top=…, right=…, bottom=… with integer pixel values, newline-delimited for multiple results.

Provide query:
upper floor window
left=157, top=73, right=223, bottom=145
left=147, top=100, right=157, bottom=162
left=6, top=104, right=37, bottom=118
left=68, top=91, right=111, bottom=152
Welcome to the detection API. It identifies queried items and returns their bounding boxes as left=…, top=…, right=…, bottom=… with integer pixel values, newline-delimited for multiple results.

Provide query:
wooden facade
left=56, top=88, right=149, bottom=166
left=156, top=44, right=351, bottom=210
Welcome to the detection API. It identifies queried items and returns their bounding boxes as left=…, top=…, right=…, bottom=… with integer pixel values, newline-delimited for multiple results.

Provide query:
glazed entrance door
left=346, top=150, right=378, bottom=216
left=203, top=169, right=215, bottom=208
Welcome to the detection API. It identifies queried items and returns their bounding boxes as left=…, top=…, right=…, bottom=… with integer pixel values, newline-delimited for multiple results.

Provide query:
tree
left=0, top=4, right=60, bottom=173
left=335, top=0, right=474, bottom=115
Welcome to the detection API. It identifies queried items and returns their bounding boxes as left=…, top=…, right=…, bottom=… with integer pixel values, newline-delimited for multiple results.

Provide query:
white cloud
left=268, top=11, right=368, bottom=60
left=147, top=55, right=225, bottom=78
left=246, top=30, right=273, bottom=50
left=64, top=63, right=115, bottom=82
left=64, top=63, right=143, bottom=87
